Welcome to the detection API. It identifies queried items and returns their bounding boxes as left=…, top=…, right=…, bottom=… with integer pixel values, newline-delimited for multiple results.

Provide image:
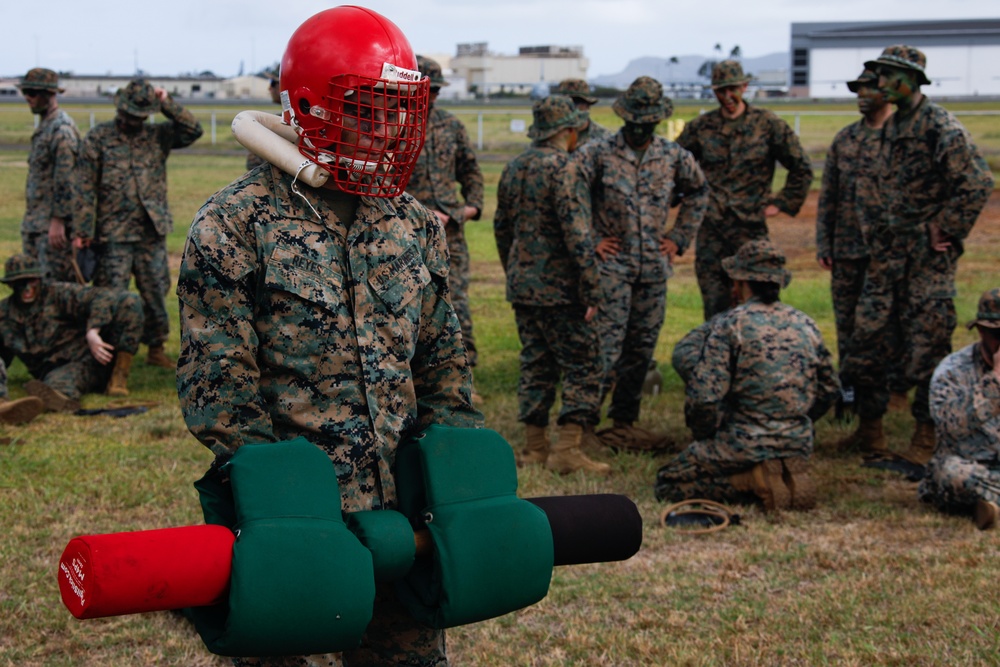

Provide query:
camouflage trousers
left=232, top=455, right=447, bottom=667
left=93, top=230, right=171, bottom=347
left=695, top=221, right=767, bottom=320
left=446, top=223, right=477, bottom=368
left=918, top=453, right=1000, bottom=514
left=513, top=304, right=603, bottom=427
left=831, top=258, right=909, bottom=394
left=35, top=291, right=144, bottom=400
left=594, top=272, right=666, bottom=425
left=839, top=233, right=958, bottom=422
left=654, top=437, right=789, bottom=504
left=21, top=229, right=77, bottom=284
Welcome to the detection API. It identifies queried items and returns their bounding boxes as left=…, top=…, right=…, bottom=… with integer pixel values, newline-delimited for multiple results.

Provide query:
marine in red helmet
left=176, top=6, right=483, bottom=665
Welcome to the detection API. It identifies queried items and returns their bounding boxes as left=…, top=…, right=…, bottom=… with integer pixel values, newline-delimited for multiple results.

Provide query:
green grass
left=1, top=107, right=1000, bottom=666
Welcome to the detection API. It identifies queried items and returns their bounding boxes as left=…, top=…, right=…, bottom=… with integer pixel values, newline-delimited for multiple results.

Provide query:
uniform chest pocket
left=261, top=248, right=346, bottom=376
left=368, top=245, right=431, bottom=316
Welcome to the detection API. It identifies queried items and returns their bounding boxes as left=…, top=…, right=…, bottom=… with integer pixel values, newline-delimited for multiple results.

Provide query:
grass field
left=0, top=99, right=999, bottom=666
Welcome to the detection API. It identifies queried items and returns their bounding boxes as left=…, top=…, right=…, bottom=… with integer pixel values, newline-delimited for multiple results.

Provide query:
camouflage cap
left=721, top=240, right=792, bottom=288
left=557, top=78, right=597, bottom=105
left=1, top=254, right=43, bottom=284
left=612, top=76, right=673, bottom=123
left=711, top=60, right=752, bottom=89
left=416, top=55, right=449, bottom=87
left=114, top=78, right=160, bottom=118
left=846, top=68, right=879, bottom=93
left=17, top=68, right=64, bottom=93
left=967, top=288, right=1000, bottom=330
left=528, top=95, right=586, bottom=141
left=864, top=45, right=931, bottom=86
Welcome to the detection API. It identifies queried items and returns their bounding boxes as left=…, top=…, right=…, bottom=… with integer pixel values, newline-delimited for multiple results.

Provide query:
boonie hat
left=711, top=60, right=752, bottom=89
left=17, top=68, right=64, bottom=93
left=721, top=240, right=792, bottom=288
left=613, top=76, right=672, bottom=124
left=115, top=78, right=160, bottom=118
left=528, top=95, right=586, bottom=141
left=417, top=55, right=449, bottom=88
left=1, top=255, right=43, bottom=284
left=557, top=78, right=597, bottom=105
left=847, top=68, right=879, bottom=93
left=967, top=288, right=1000, bottom=330
left=864, top=45, right=931, bottom=86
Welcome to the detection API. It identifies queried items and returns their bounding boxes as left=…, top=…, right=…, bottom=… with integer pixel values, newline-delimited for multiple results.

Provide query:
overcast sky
left=3, top=0, right=996, bottom=80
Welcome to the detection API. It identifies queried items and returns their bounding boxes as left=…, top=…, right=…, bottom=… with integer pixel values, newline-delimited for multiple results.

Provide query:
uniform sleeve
left=75, top=131, right=101, bottom=240
left=671, top=320, right=714, bottom=386
left=453, top=119, right=484, bottom=219
left=51, top=124, right=80, bottom=221
left=770, top=118, right=813, bottom=217
left=556, top=158, right=602, bottom=306
left=159, top=95, right=204, bottom=152
left=808, top=333, right=841, bottom=422
left=686, top=318, right=734, bottom=440
left=815, top=137, right=841, bottom=260
left=176, top=202, right=274, bottom=458
left=493, top=163, right=517, bottom=272
left=675, top=121, right=700, bottom=159
left=933, top=126, right=995, bottom=242
left=665, top=146, right=709, bottom=255
left=411, top=207, right=484, bottom=431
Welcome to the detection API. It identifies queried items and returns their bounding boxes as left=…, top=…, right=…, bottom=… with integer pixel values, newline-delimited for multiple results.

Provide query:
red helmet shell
left=280, top=6, right=429, bottom=196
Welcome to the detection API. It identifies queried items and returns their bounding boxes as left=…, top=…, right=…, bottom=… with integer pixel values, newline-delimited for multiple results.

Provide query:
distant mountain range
left=591, top=52, right=789, bottom=89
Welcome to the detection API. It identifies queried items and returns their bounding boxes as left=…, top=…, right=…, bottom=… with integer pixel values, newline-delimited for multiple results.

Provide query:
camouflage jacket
left=407, top=106, right=484, bottom=226
left=578, top=117, right=611, bottom=146
left=24, top=108, right=81, bottom=234
left=685, top=297, right=839, bottom=454
left=494, top=144, right=602, bottom=307
left=177, top=165, right=483, bottom=505
left=575, top=131, right=709, bottom=282
left=875, top=97, right=994, bottom=245
left=816, top=119, right=883, bottom=260
left=671, top=318, right=713, bottom=386
left=0, top=282, right=125, bottom=379
left=676, top=103, right=813, bottom=231
left=76, top=96, right=203, bottom=242
left=929, top=343, right=1000, bottom=463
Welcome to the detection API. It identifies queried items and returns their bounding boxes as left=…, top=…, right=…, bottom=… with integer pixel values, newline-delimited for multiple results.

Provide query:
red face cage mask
left=292, top=70, right=429, bottom=198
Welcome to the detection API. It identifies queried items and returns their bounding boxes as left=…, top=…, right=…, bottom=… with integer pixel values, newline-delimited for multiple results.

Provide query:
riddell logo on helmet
left=381, top=63, right=422, bottom=83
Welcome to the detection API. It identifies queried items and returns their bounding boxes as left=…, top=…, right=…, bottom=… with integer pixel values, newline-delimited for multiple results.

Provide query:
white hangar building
left=789, top=19, right=1000, bottom=99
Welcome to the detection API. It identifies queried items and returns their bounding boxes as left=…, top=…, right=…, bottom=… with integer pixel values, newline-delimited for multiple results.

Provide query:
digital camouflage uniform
left=0, top=277, right=143, bottom=401
left=840, top=96, right=994, bottom=424
left=655, top=242, right=839, bottom=503
left=918, top=342, right=1000, bottom=512
left=23, top=102, right=81, bottom=283
left=77, top=80, right=203, bottom=348
left=677, top=88, right=813, bottom=319
left=408, top=58, right=484, bottom=368
left=177, top=164, right=483, bottom=666
left=555, top=78, right=610, bottom=146
left=576, top=78, right=708, bottom=426
left=494, top=97, right=603, bottom=428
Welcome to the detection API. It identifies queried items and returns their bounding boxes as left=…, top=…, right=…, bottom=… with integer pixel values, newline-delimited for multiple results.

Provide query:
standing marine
left=556, top=78, right=610, bottom=145
left=75, top=77, right=203, bottom=369
left=676, top=60, right=813, bottom=320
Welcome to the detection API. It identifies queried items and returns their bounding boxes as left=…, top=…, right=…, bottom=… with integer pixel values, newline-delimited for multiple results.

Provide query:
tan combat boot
left=838, top=417, right=889, bottom=455
left=24, top=380, right=81, bottom=413
left=0, top=396, right=45, bottom=425
left=729, top=460, right=791, bottom=512
left=146, top=345, right=174, bottom=369
left=106, top=351, right=134, bottom=397
left=781, top=456, right=817, bottom=511
left=974, top=499, right=999, bottom=531
left=546, top=423, right=611, bottom=475
left=521, top=424, right=549, bottom=466
left=897, top=422, right=936, bottom=465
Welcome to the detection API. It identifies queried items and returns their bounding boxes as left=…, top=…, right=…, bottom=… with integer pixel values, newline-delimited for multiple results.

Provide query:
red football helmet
left=280, top=6, right=429, bottom=197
